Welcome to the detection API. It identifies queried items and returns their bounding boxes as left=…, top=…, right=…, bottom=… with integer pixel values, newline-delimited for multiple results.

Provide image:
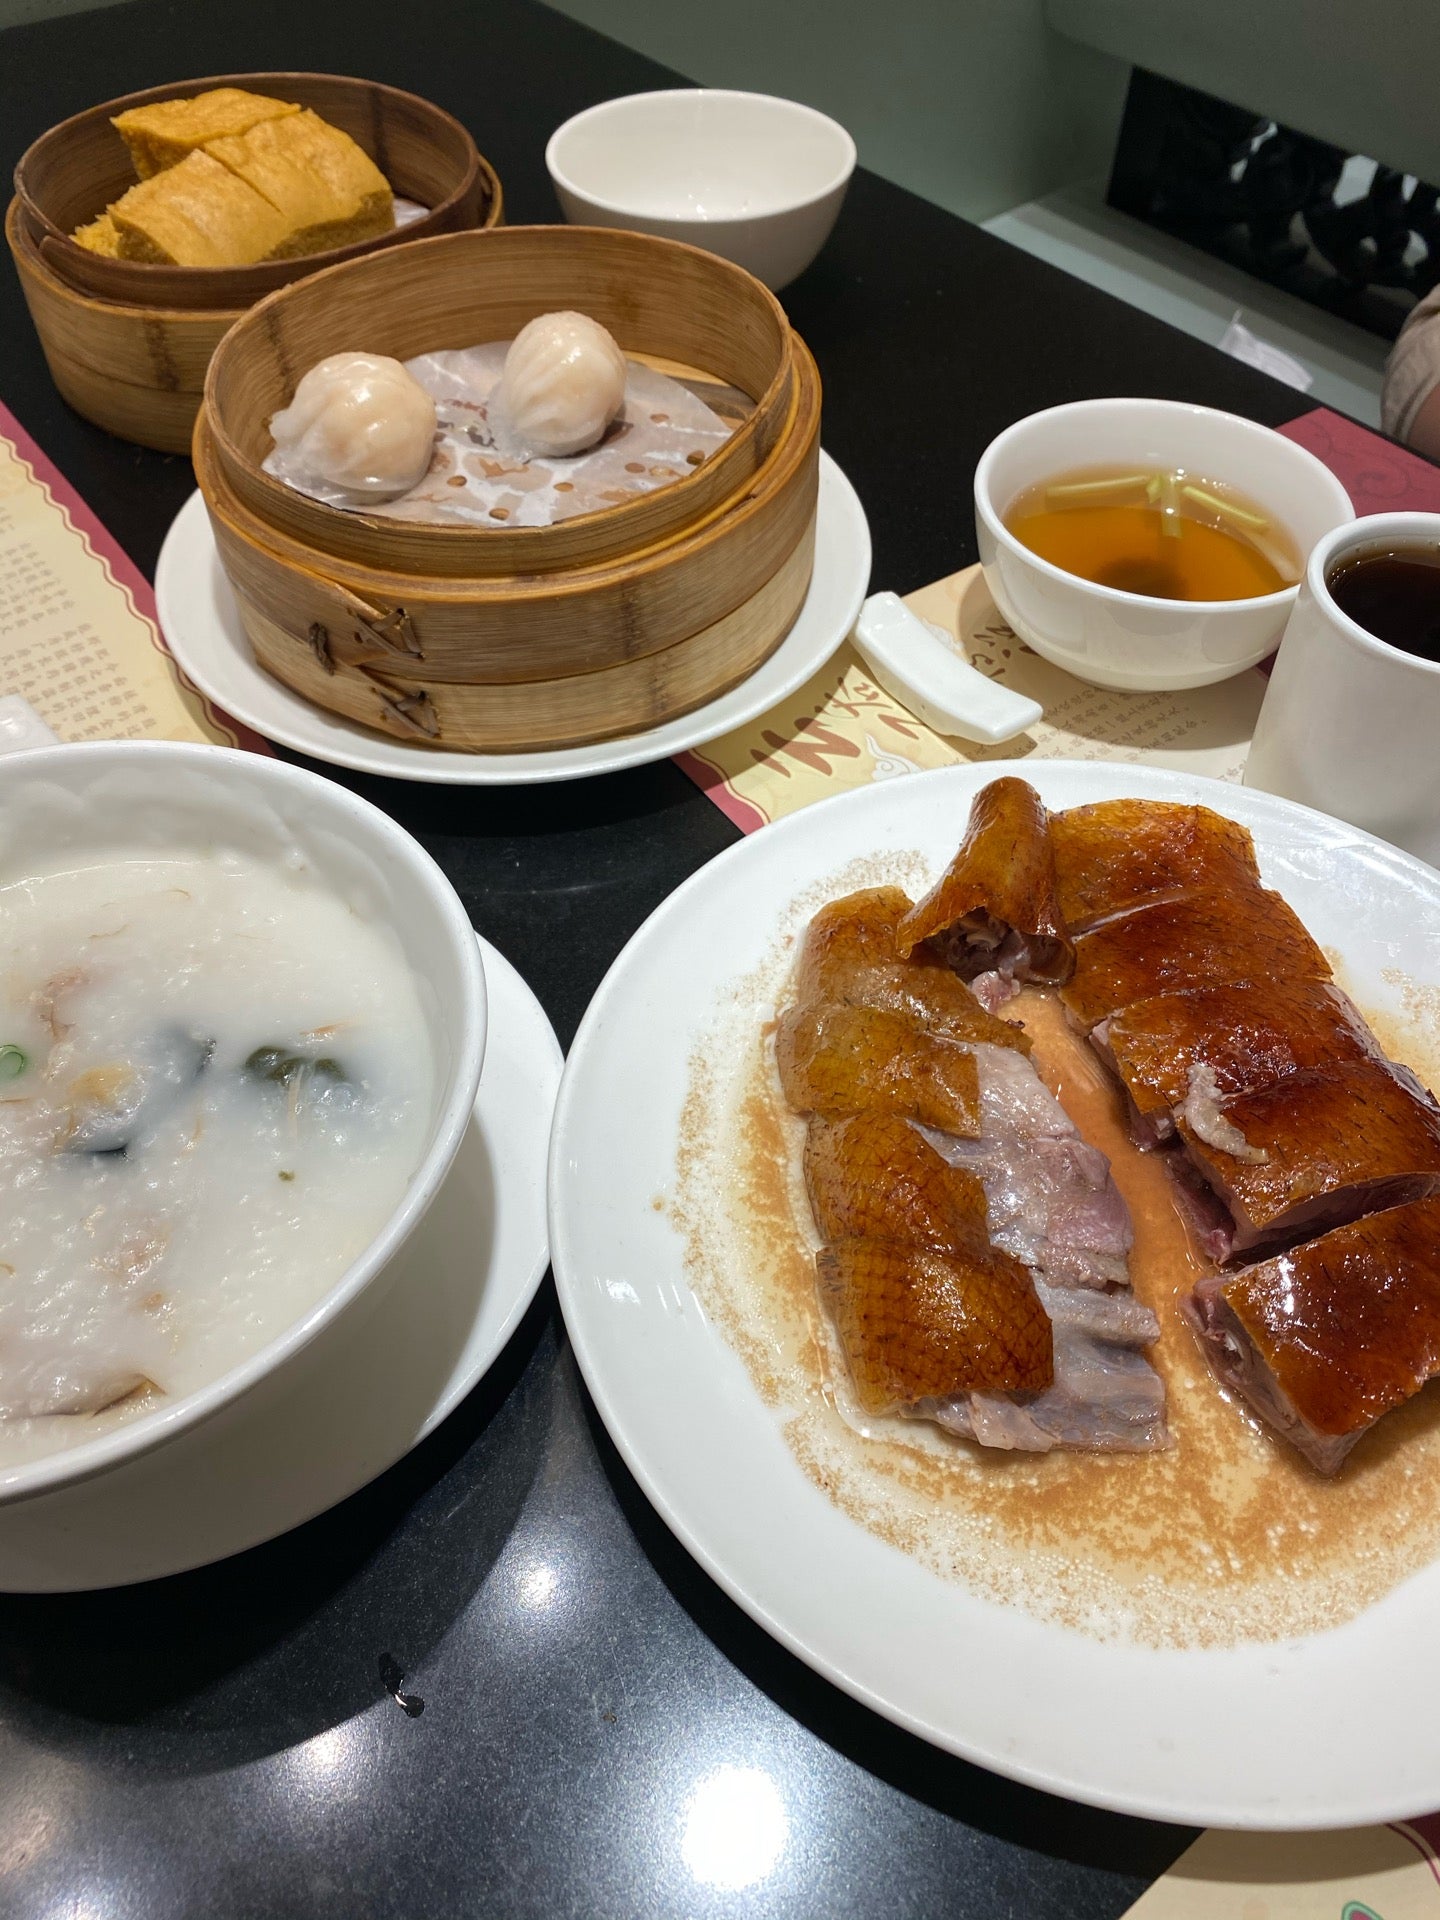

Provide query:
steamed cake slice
left=112, top=88, right=299, bottom=179
left=73, top=211, right=123, bottom=255
left=109, top=149, right=292, bottom=265
left=204, top=110, right=393, bottom=259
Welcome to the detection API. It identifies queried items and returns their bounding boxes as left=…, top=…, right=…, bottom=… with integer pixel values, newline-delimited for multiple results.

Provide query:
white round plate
left=549, top=761, right=1440, bottom=1829
left=154, top=453, right=870, bottom=785
left=0, top=937, right=559, bottom=1592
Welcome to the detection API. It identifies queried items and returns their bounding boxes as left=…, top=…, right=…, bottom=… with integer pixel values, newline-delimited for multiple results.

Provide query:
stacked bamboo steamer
left=195, top=224, right=821, bottom=753
left=8, top=73, right=503, bottom=453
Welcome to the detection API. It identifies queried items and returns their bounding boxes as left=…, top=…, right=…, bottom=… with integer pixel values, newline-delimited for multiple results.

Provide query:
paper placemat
left=676, top=562, right=1265, bottom=830
left=1126, top=1820, right=1440, bottom=1918
left=0, top=402, right=263, bottom=751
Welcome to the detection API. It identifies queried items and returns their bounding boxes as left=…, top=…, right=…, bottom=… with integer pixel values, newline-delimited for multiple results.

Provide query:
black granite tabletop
left=0, top=2, right=1316, bottom=1912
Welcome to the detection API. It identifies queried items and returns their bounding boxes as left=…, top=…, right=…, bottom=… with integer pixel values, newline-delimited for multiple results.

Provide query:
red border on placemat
left=0, top=400, right=272, bottom=755
left=671, top=747, right=770, bottom=833
left=1277, top=405, right=1440, bottom=514
left=1388, top=1817, right=1440, bottom=1889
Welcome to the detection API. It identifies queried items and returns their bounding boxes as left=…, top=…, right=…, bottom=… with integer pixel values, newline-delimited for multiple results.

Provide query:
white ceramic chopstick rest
left=852, top=591, right=1043, bottom=745
left=0, top=696, right=59, bottom=755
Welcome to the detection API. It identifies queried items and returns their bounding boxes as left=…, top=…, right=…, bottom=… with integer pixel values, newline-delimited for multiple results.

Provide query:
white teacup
left=973, top=398, right=1354, bottom=691
left=1244, top=512, right=1440, bottom=864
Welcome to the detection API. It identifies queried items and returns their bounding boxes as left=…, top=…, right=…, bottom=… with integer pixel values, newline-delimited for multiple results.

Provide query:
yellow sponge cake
left=108, top=149, right=292, bottom=266
left=74, top=89, right=396, bottom=267
left=72, top=212, right=123, bottom=256
left=205, top=110, right=393, bottom=258
left=111, top=88, right=299, bottom=179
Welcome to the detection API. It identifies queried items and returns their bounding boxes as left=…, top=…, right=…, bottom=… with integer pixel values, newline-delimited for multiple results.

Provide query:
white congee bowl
left=0, top=741, right=486, bottom=1505
left=974, top=398, right=1355, bottom=691
left=546, top=88, right=855, bottom=290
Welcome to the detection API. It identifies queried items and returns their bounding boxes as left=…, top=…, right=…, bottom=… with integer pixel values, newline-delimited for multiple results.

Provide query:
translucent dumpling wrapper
left=267, top=351, right=439, bottom=502
left=492, top=310, right=628, bottom=458
left=263, top=339, right=736, bottom=527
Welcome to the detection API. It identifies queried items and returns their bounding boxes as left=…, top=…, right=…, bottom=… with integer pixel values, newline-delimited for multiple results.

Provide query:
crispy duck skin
left=1171, top=1058, right=1440, bottom=1261
left=1050, top=800, right=1262, bottom=933
left=778, top=1004, right=982, bottom=1134
left=804, top=1112, right=992, bottom=1254
left=1060, top=885, right=1332, bottom=1032
left=895, top=777, right=1075, bottom=985
left=817, top=1240, right=1054, bottom=1414
left=794, top=887, right=1031, bottom=1053
left=806, top=1113, right=1053, bottom=1410
left=1185, top=1198, right=1440, bottom=1472
left=1095, top=979, right=1386, bottom=1145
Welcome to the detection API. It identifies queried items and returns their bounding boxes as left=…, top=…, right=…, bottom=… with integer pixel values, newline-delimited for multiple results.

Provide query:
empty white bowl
left=546, top=88, right=855, bottom=290
left=974, top=398, right=1355, bottom=691
left=0, top=741, right=486, bottom=1505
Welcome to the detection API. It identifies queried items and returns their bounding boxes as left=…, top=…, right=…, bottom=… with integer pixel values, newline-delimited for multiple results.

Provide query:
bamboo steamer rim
left=7, top=194, right=246, bottom=325
left=14, top=72, right=501, bottom=311
left=194, top=335, right=822, bottom=611
left=201, top=222, right=796, bottom=580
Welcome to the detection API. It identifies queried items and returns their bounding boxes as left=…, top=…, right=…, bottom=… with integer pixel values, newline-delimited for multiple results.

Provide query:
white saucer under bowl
left=0, top=936, right=559, bottom=1593
left=154, top=452, right=871, bottom=786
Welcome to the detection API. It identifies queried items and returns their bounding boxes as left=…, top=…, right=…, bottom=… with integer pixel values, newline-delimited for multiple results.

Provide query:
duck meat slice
left=933, top=1281, right=1167, bottom=1453
left=803, top=1111, right=1166, bottom=1447
left=1061, top=885, right=1332, bottom=1032
left=896, top=777, right=1074, bottom=991
left=793, top=886, right=1031, bottom=1052
left=1185, top=1197, right=1440, bottom=1472
left=785, top=888, right=1166, bottom=1452
left=920, top=1042, right=1135, bottom=1292
left=776, top=1003, right=982, bottom=1135
left=1094, top=979, right=1385, bottom=1148
left=1170, top=1057, right=1440, bottom=1262
left=1050, top=799, right=1261, bottom=933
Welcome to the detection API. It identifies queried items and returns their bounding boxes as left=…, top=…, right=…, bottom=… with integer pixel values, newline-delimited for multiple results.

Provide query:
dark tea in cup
left=1245, top=511, right=1440, bottom=864
left=1325, top=545, right=1440, bottom=663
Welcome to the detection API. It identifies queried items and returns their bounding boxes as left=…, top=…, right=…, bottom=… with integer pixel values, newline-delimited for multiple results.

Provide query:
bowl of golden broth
left=974, top=399, right=1354, bottom=691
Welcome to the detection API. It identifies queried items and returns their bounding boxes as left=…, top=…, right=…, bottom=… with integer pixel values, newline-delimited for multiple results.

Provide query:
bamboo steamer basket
left=15, top=74, right=498, bottom=304
left=8, top=73, right=502, bottom=453
left=193, top=347, right=819, bottom=745
left=194, top=225, right=822, bottom=752
left=8, top=198, right=221, bottom=452
left=202, top=224, right=797, bottom=577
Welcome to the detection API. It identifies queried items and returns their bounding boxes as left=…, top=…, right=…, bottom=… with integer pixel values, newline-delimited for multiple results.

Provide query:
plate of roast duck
left=550, top=761, right=1440, bottom=1828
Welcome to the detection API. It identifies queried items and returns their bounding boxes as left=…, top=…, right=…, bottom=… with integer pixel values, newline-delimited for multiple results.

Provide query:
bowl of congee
left=974, top=398, right=1355, bottom=690
left=0, top=742, right=485, bottom=1503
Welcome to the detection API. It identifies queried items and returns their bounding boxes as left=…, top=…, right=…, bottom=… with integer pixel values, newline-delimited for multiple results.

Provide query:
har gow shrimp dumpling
left=496, top=310, right=628, bottom=457
left=268, top=351, right=437, bottom=499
